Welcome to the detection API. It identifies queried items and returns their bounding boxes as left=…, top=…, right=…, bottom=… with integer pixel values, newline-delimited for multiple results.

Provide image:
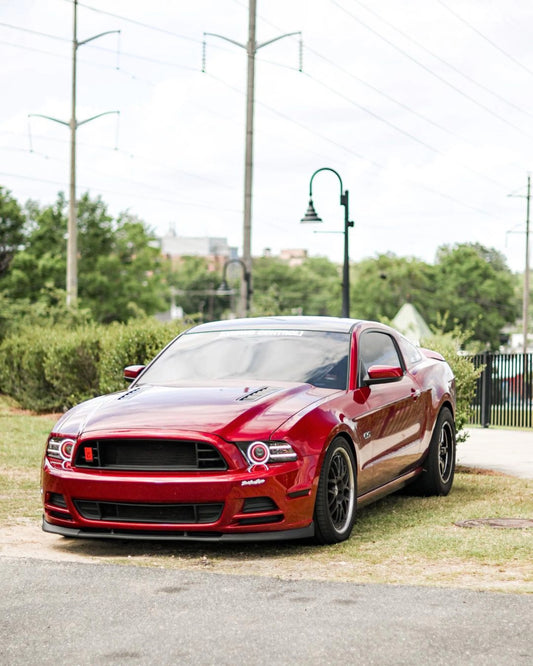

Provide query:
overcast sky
left=1, top=0, right=532, bottom=272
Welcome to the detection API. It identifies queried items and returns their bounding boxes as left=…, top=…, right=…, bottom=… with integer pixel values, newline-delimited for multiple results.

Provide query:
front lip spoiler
left=42, top=517, right=314, bottom=542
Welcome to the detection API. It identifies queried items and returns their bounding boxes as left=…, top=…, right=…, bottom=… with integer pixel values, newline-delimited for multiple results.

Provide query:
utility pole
left=29, top=0, right=119, bottom=307
left=68, top=0, right=78, bottom=308
left=203, top=1, right=301, bottom=315
left=523, top=175, right=530, bottom=354
left=509, top=176, right=531, bottom=353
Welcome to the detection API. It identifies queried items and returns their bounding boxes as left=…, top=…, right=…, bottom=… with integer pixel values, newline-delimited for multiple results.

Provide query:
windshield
left=138, top=329, right=350, bottom=389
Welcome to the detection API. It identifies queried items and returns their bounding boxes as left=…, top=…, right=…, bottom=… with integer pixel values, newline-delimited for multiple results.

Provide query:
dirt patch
left=1, top=518, right=531, bottom=594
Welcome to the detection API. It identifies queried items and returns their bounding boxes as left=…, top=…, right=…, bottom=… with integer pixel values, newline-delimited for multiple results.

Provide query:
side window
left=398, top=336, right=423, bottom=368
left=358, top=331, right=402, bottom=384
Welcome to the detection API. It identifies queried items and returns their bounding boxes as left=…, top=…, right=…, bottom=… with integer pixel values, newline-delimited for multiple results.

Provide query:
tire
left=314, top=438, right=357, bottom=544
left=414, top=407, right=456, bottom=496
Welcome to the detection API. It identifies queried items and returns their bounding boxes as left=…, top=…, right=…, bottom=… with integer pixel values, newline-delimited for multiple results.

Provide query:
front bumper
left=42, top=456, right=317, bottom=541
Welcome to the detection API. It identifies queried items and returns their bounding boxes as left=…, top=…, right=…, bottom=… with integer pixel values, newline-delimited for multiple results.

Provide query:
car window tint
left=358, top=331, right=402, bottom=381
left=138, top=330, right=351, bottom=390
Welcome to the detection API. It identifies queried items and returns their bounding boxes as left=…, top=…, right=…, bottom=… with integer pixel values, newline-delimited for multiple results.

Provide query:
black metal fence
left=470, top=352, right=533, bottom=428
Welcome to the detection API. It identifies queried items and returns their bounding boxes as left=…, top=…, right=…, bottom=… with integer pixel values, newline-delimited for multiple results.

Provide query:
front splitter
left=42, top=517, right=315, bottom=542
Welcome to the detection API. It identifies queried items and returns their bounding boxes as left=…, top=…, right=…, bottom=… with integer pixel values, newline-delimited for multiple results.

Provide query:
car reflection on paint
left=41, top=316, right=456, bottom=544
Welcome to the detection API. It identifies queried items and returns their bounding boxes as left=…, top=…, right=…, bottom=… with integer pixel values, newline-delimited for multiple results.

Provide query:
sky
left=1, top=0, right=533, bottom=273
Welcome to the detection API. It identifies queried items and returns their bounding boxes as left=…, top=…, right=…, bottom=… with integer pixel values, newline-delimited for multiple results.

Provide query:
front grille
left=74, top=439, right=227, bottom=471
left=74, top=500, right=223, bottom=524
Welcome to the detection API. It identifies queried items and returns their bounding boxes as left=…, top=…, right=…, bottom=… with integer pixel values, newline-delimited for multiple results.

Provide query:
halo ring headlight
left=247, top=441, right=270, bottom=465
left=60, top=439, right=75, bottom=460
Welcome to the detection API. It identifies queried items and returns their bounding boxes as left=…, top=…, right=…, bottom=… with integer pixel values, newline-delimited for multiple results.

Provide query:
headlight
left=47, top=437, right=76, bottom=467
left=237, top=441, right=297, bottom=465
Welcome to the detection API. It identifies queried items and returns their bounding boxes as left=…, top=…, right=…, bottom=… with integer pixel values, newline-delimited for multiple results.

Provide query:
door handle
left=411, top=389, right=421, bottom=400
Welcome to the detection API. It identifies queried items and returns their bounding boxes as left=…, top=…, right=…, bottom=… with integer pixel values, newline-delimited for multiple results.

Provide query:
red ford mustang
left=42, top=316, right=456, bottom=544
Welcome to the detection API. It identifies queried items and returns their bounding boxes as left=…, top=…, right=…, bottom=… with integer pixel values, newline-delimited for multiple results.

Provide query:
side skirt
left=357, top=468, right=422, bottom=508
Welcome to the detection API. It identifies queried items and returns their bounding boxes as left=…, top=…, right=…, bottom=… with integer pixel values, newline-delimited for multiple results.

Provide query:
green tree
left=433, top=243, right=519, bottom=349
left=350, top=253, right=435, bottom=321
left=0, top=191, right=168, bottom=323
left=166, top=255, right=227, bottom=321
left=0, top=187, right=26, bottom=276
left=252, top=256, right=340, bottom=316
left=1, top=195, right=66, bottom=300
left=79, top=211, right=167, bottom=322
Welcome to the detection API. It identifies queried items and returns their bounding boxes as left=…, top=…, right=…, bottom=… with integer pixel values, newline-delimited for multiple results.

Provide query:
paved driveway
left=1, top=558, right=531, bottom=665
left=459, top=427, right=533, bottom=478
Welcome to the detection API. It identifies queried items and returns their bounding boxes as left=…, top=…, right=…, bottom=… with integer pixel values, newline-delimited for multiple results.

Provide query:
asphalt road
left=1, top=558, right=531, bottom=665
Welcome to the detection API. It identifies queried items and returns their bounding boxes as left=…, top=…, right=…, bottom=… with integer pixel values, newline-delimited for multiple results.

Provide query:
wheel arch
left=315, top=429, right=359, bottom=490
left=439, top=399, right=456, bottom=425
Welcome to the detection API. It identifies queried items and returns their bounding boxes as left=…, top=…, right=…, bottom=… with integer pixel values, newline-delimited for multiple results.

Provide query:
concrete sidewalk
left=457, top=427, right=533, bottom=479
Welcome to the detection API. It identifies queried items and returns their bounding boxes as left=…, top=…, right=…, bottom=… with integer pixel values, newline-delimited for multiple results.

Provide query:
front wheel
left=314, top=438, right=356, bottom=544
left=415, top=407, right=456, bottom=496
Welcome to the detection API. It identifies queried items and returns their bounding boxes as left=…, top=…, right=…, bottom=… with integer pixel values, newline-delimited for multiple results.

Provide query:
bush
left=0, top=327, right=58, bottom=412
left=43, top=326, right=102, bottom=410
left=421, top=330, right=483, bottom=443
left=0, top=319, right=187, bottom=412
left=98, top=320, right=184, bottom=394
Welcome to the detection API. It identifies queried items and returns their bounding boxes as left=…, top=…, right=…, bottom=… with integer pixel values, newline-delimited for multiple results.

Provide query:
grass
left=1, top=395, right=532, bottom=593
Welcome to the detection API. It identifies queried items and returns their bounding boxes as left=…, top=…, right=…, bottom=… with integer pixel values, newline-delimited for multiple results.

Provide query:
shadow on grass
left=48, top=472, right=528, bottom=565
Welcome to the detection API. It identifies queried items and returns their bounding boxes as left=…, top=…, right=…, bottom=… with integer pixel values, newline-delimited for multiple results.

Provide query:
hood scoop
left=237, top=386, right=279, bottom=402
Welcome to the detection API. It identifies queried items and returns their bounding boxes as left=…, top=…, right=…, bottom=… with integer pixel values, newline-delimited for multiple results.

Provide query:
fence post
left=480, top=351, right=492, bottom=428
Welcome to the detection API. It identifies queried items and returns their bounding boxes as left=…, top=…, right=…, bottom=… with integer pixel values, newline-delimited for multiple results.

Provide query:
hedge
left=0, top=319, right=186, bottom=412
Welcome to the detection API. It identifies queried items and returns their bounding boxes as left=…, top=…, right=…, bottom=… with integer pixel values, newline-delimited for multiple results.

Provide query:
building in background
left=159, top=226, right=238, bottom=271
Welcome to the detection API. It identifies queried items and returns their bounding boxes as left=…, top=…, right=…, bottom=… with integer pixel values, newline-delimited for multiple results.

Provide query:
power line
left=72, top=0, right=202, bottom=44
left=328, top=0, right=533, bottom=139
left=304, top=70, right=510, bottom=192
left=0, top=169, right=242, bottom=213
left=0, top=22, right=198, bottom=72
left=1, top=1, right=523, bottom=239
left=436, top=0, right=533, bottom=79
left=351, top=0, right=533, bottom=121
left=302, top=44, right=476, bottom=146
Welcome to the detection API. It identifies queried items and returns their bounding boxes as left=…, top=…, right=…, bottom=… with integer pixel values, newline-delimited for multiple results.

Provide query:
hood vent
left=237, top=386, right=278, bottom=402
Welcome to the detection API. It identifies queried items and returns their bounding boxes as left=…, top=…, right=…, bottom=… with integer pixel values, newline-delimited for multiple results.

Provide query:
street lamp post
left=301, top=168, right=354, bottom=318
left=217, top=259, right=253, bottom=315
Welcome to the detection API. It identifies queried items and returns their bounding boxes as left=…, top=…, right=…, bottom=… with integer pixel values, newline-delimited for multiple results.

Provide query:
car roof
left=188, top=316, right=364, bottom=334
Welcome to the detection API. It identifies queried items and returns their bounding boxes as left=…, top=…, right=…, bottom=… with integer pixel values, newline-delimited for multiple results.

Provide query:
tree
left=0, top=187, right=26, bottom=277
left=80, top=211, right=167, bottom=322
left=434, top=243, right=519, bottom=349
left=0, top=191, right=168, bottom=323
left=350, top=253, right=436, bottom=322
left=166, top=255, right=227, bottom=321
left=1, top=195, right=67, bottom=300
left=251, top=256, right=340, bottom=316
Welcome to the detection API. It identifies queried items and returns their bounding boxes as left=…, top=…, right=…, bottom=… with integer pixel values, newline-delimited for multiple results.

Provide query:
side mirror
left=124, top=365, right=145, bottom=383
left=364, top=364, right=403, bottom=386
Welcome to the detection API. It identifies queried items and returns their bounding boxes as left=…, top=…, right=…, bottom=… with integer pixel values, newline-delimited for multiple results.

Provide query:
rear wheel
left=314, top=438, right=356, bottom=544
left=414, top=407, right=456, bottom=496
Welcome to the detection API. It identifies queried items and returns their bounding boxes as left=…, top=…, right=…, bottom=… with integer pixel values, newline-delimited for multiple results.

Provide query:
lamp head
left=216, top=279, right=234, bottom=296
left=300, top=199, right=322, bottom=223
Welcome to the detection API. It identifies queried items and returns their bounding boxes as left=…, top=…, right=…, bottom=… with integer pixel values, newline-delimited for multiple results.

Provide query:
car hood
left=51, top=382, right=335, bottom=441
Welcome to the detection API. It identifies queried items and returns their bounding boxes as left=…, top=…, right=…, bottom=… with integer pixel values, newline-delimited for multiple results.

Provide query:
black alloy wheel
left=314, top=438, right=356, bottom=544
left=413, top=407, right=456, bottom=496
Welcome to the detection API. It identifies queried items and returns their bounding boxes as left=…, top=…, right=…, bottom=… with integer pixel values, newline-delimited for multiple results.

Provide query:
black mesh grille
left=74, top=500, right=223, bottom=524
left=74, top=439, right=227, bottom=471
